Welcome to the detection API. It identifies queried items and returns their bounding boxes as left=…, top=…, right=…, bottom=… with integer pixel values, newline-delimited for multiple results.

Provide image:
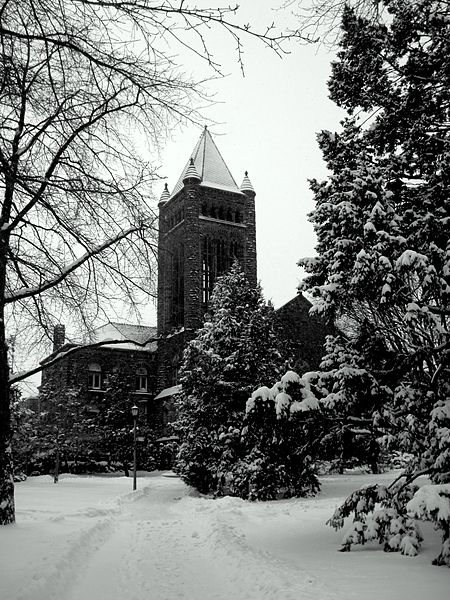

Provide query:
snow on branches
left=408, top=484, right=450, bottom=566
left=329, top=474, right=450, bottom=567
left=328, top=481, right=423, bottom=557
left=301, top=0, right=450, bottom=566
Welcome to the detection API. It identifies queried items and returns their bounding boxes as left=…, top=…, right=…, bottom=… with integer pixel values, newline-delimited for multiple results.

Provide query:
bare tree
left=284, top=0, right=385, bottom=45
left=0, top=1, right=308, bottom=524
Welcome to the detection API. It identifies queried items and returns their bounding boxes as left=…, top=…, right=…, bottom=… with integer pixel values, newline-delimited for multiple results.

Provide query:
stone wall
left=241, top=187, right=257, bottom=287
left=183, top=178, right=203, bottom=332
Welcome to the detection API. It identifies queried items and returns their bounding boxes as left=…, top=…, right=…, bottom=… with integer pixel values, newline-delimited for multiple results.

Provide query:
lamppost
left=131, top=405, right=138, bottom=491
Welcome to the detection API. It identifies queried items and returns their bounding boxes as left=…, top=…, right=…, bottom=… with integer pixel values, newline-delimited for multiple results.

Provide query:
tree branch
left=4, top=225, right=143, bottom=304
left=10, top=334, right=158, bottom=384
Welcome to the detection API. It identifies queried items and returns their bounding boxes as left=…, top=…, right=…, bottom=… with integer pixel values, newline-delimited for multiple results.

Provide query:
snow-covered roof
left=170, top=127, right=243, bottom=198
left=154, top=384, right=182, bottom=400
left=94, top=322, right=157, bottom=351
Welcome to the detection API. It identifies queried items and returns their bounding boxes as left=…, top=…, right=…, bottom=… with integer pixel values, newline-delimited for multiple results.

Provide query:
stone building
left=39, top=127, right=329, bottom=436
left=40, top=323, right=157, bottom=419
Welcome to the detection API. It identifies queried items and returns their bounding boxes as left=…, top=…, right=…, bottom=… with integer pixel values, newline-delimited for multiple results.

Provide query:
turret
left=183, top=158, right=201, bottom=183
left=159, top=183, right=170, bottom=207
left=240, top=171, right=255, bottom=195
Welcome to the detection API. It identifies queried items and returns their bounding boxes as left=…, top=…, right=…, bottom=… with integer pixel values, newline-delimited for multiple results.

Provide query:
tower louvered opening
left=201, top=236, right=243, bottom=308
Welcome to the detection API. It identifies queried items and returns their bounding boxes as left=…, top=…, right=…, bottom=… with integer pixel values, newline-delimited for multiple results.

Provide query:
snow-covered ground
left=1, top=471, right=448, bottom=600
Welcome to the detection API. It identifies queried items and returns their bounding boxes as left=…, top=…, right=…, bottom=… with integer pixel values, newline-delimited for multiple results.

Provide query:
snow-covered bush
left=226, top=371, right=321, bottom=500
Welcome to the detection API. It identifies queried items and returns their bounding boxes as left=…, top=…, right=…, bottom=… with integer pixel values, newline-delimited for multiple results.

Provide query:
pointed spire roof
left=240, top=171, right=255, bottom=193
left=171, top=127, right=242, bottom=198
left=183, top=157, right=201, bottom=182
left=159, top=183, right=170, bottom=204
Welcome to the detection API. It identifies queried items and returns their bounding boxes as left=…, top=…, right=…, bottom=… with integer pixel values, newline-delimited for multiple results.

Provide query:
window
left=202, top=237, right=214, bottom=305
left=88, top=363, right=102, bottom=390
left=170, top=243, right=184, bottom=327
left=135, top=367, right=148, bottom=392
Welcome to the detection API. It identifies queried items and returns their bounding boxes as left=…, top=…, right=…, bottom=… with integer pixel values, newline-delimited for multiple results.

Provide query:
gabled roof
left=170, top=127, right=243, bottom=198
left=94, top=322, right=157, bottom=351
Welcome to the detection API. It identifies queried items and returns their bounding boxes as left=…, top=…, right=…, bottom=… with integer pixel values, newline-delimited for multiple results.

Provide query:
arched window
left=135, top=367, right=148, bottom=392
left=88, top=363, right=102, bottom=390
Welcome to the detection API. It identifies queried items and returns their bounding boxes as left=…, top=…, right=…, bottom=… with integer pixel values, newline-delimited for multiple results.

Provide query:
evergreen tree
left=314, top=329, right=394, bottom=474
left=175, top=262, right=286, bottom=495
left=301, top=1, right=450, bottom=565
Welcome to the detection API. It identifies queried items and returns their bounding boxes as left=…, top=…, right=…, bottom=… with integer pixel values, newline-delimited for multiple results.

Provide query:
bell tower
left=156, top=127, right=257, bottom=392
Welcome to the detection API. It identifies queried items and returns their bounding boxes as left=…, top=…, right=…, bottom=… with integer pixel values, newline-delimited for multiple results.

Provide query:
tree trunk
left=0, top=146, right=17, bottom=524
left=63, top=452, right=69, bottom=473
left=0, top=313, right=15, bottom=524
left=54, top=444, right=60, bottom=484
left=368, top=438, right=380, bottom=474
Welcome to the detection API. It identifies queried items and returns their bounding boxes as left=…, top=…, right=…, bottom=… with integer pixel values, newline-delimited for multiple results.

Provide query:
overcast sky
left=147, top=1, right=345, bottom=320
left=21, top=2, right=347, bottom=393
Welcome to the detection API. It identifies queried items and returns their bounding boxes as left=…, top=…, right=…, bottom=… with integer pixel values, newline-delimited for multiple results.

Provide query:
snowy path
left=61, top=476, right=339, bottom=600
left=3, top=472, right=449, bottom=600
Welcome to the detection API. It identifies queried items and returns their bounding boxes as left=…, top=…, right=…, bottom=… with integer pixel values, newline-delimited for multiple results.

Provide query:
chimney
left=53, top=324, right=66, bottom=353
